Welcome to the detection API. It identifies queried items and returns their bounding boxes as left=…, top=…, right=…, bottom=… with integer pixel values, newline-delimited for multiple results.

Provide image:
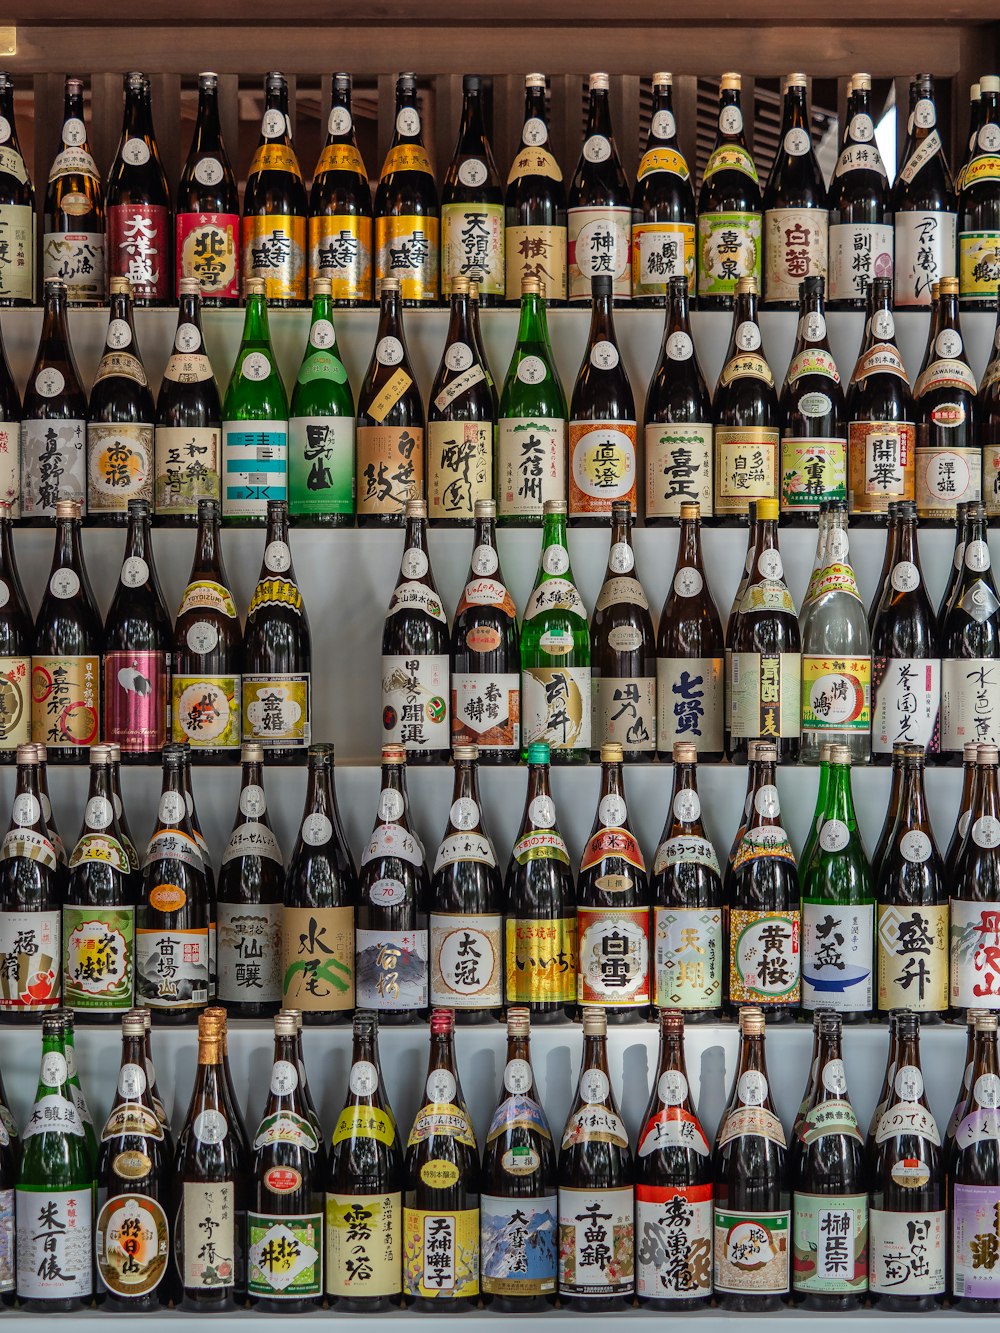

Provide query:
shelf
left=0, top=1312, right=984, bottom=1327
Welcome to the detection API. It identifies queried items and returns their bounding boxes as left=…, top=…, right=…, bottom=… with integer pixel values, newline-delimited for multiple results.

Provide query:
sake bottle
left=42, top=76, right=104, bottom=303
left=892, top=74, right=957, bottom=307
left=713, top=275, right=779, bottom=519
left=940, top=501, right=1000, bottom=755
left=631, top=73, right=695, bottom=303
left=913, top=276, right=980, bottom=520
left=762, top=74, right=828, bottom=307
left=105, top=72, right=172, bottom=305
left=0, top=505, right=33, bottom=756
left=950, top=742, right=1000, bottom=1018
left=504, top=73, right=567, bottom=303
left=176, top=71, right=240, bottom=304
left=241, top=71, right=307, bottom=304
left=567, top=72, right=631, bottom=303
left=697, top=73, right=761, bottom=308
left=20, top=279, right=87, bottom=521
left=959, top=74, right=1000, bottom=310
left=440, top=74, right=505, bottom=304
left=374, top=72, right=439, bottom=304
left=308, top=71, right=373, bottom=304
left=828, top=74, right=892, bottom=309
left=951, top=1011, right=1000, bottom=1310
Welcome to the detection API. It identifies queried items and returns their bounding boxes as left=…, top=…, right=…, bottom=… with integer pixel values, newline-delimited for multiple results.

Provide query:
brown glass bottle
left=763, top=75, right=828, bottom=308
left=950, top=1011, right=1000, bottom=1310
left=723, top=503, right=757, bottom=755
left=43, top=76, right=104, bottom=304
left=946, top=739, right=981, bottom=876
left=0, top=71, right=35, bottom=305
left=440, top=75, right=504, bottom=304
left=242, top=72, right=307, bottom=306
left=959, top=75, right=1000, bottom=310
left=951, top=743, right=1000, bottom=1019
left=21, top=279, right=88, bottom=522
left=0, top=505, right=33, bottom=758
left=631, top=73, right=695, bottom=308
left=940, top=502, right=1000, bottom=759
left=697, top=73, right=761, bottom=307
left=893, top=74, right=957, bottom=308
left=828, top=75, right=891, bottom=309
left=567, top=73, right=631, bottom=304
left=375, top=73, right=439, bottom=305
left=980, top=301, right=1000, bottom=520
left=914, top=278, right=980, bottom=522
left=106, top=72, right=172, bottom=305
left=865, top=1009, right=898, bottom=1174
left=504, top=73, right=567, bottom=303
left=714, top=276, right=779, bottom=520
left=308, top=72, right=373, bottom=305
left=176, top=72, right=240, bottom=305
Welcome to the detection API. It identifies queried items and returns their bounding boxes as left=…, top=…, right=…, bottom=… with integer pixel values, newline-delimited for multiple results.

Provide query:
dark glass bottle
left=374, top=72, right=439, bottom=305
left=0, top=505, right=33, bottom=757
left=175, top=71, right=239, bottom=305
left=947, top=739, right=982, bottom=877
left=631, top=73, right=695, bottom=305
left=281, top=743, right=357, bottom=1023
left=762, top=73, right=828, bottom=308
left=20, top=279, right=87, bottom=522
left=567, top=72, right=631, bottom=304
left=959, top=74, right=1000, bottom=309
left=869, top=502, right=901, bottom=631
left=914, top=277, right=980, bottom=522
left=650, top=741, right=724, bottom=1020
left=504, top=73, right=567, bottom=303
left=106, top=72, right=172, bottom=305
left=242, top=71, right=307, bottom=305
left=713, top=276, right=780, bottom=519
left=950, top=1010, right=1000, bottom=1310
left=440, top=75, right=504, bottom=305
left=357, top=745, right=429, bottom=1023
left=951, top=742, right=1000, bottom=1019
left=0, top=323, right=19, bottom=514
left=309, top=72, right=373, bottom=305
left=866, top=1010, right=898, bottom=1174
left=940, top=501, right=1000, bottom=757
left=42, top=75, right=104, bottom=304
left=893, top=74, right=957, bottom=307
left=980, top=299, right=1000, bottom=521
left=0, top=71, right=35, bottom=306
left=697, top=72, right=761, bottom=308
left=576, top=742, right=650, bottom=1022
left=828, top=74, right=891, bottom=309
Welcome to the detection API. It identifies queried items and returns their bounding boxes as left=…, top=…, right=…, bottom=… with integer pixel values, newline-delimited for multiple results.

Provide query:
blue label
left=222, top=424, right=288, bottom=517
left=481, top=1193, right=557, bottom=1295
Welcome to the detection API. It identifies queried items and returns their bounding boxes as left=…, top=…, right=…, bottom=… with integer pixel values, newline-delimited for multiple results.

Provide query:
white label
left=590, top=340, right=620, bottom=370
left=471, top=544, right=498, bottom=577
left=504, top=1059, right=532, bottom=1094
left=673, top=567, right=704, bottom=597
left=851, top=113, right=874, bottom=142
left=50, top=569, right=80, bottom=599
left=673, top=789, right=701, bottom=823
left=784, top=127, right=810, bottom=155
left=822, top=1059, right=848, bottom=1095
left=541, top=544, right=569, bottom=576
left=936, top=329, right=963, bottom=359
left=583, top=135, right=611, bottom=163
left=16, top=1188, right=92, bottom=1299
left=450, top=797, right=479, bottom=831
left=980, top=123, right=1000, bottom=152
left=516, top=355, right=547, bottom=385
left=952, top=898, right=1000, bottom=1006
left=329, top=106, right=353, bottom=135
left=522, top=116, right=548, bottom=145
left=376, top=335, right=404, bottom=367
left=528, top=795, right=556, bottom=829
left=608, top=542, right=634, bottom=574
left=651, top=109, right=676, bottom=139
left=378, top=788, right=405, bottom=822
left=802, top=902, right=874, bottom=1012
left=975, top=1074, right=1000, bottom=1109
left=974, top=815, right=1000, bottom=848
left=598, top=794, right=627, bottom=827
left=121, top=556, right=149, bottom=587
left=754, top=784, right=780, bottom=819
left=445, top=342, right=474, bottom=373
left=819, top=818, right=851, bottom=852
left=396, top=107, right=420, bottom=136
left=666, top=332, right=693, bottom=361
left=186, top=620, right=219, bottom=654
left=873, top=309, right=896, bottom=340
left=242, top=352, right=271, bottom=381
left=41, top=1051, right=68, bottom=1088
left=175, top=322, right=202, bottom=353
left=720, top=106, right=743, bottom=134
left=193, top=1109, right=228, bottom=1143
left=301, top=813, right=333, bottom=846
left=262, top=108, right=286, bottom=138
left=458, top=158, right=488, bottom=187
left=35, top=367, right=65, bottom=398
left=239, top=784, right=267, bottom=818
left=270, top=1059, right=298, bottom=1095
left=966, top=539, right=991, bottom=572
left=122, top=138, right=150, bottom=165
left=829, top=220, right=894, bottom=302
left=158, top=791, right=186, bottom=825
left=12, top=793, right=40, bottom=827
left=758, top=549, right=783, bottom=580
left=85, top=796, right=113, bottom=830
left=400, top=546, right=428, bottom=579
left=736, top=321, right=761, bottom=352
left=738, top=1070, right=767, bottom=1106
left=869, top=1209, right=945, bottom=1295
left=117, top=1062, right=147, bottom=1099
left=941, top=658, right=1000, bottom=751
left=349, top=1060, right=378, bottom=1096
left=264, top=540, right=291, bottom=573
left=900, top=830, right=932, bottom=863
left=62, top=117, right=86, bottom=145
left=658, top=1070, right=688, bottom=1106
left=194, top=157, right=223, bottom=186
left=895, top=1065, right=924, bottom=1100
left=426, top=1068, right=456, bottom=1105
left=873, top=657, right=940, bottom=755
left=580, top=1068, right=610, bottom=1104
left=106, top=318, right=132, bottom=350
left=309, top=319, right=336, bottom=349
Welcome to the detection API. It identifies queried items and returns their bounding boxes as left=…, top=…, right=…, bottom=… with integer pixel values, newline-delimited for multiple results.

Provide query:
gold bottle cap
left=652, top=72, right=672, bottom=86
left=756, top=497, right=779, bottom=521
left=507, top=1006, right=531, bottom=1037
left=589, top=73, right=610, bottom=91
left=930, top=281, right=940, bottom=301
left=451, top=276, right=471, bottom=296
left=452, top=744, right=479, bottom=762
left=282, top=1008, right=304, bottom=1032
left=178, top=278, right=200, bottom=296
left=241, top=742, right=264, bottom=763
left=600, top=742, right=624, bottom=763
left=55, top=499, right=82, bottom=520
left=966, top=741, right=981, bottom=761
left=785, top=72, right=808, bottom=88
left=735, top=275, right=759, bottom=296
left=521, top=276, right=542, bottom=296
left=720, top=72, right=741, bottom=91
left=89, top=744, right=112, bottom=764
left=939, top=276, right=959, bottom=295
left=747, top=739, right=778, bottom=762
left=245, top=278, right=267, bottom=297
left=380, top=277, right=401, bottom=294
left=140, top=1007, right=152, bottom=1031
left=122, top=1011, right=147, bottom=1037
left=982, top=76, right=1000, bottom=94
left=474, top=498, right=497, bottom=518
left=15, top=744, right=38, bottom=765
left=109, top=276, right=131, bottom=296
left=468, top=280, right=480, bottom=300
left=739, top=1006, right=765, bottom=1035
left=405, top=498, right=428, bottom=518
left=854, top=73, right=872, bottom=91
left=672, top=742, right=698, bottom=764
left=976, top=1012, right=999, bottom=1032
left=582, top=1007, right=607, bottom=1036
left=679, top=502, right=701, bottom=519
left=525, top=73, right=546, bottom=88
left=543, top=499, right=567, bottom=514
left=312, top=278, right=333, bottom=296
left=381, top=745, right=407, bottom=764
left=968, top=1007, right=989, bottom=1026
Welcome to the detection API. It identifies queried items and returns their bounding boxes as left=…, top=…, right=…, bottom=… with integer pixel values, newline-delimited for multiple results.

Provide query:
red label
left=580, top=828, right=645, bottom=872
left=103, top=650, right=169, bottom=754
left=636, top=1181, right=713, bottom=1205
left=264, top=1167, right=302, bottom=1194
left=107, top=202, right=171, bottom=301
left=176, top=211, right=240, bottom=301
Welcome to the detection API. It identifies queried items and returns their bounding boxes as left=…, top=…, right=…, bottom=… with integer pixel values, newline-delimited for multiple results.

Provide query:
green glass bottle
left=61, top=1010, right=98, bottom=1172
left=798, top=741, right=834, bottom=875
left=800, top=745, right=874, bottom=1021
left=520, top=498, right=590, bottom=761
left=222, top=277, right=289, bottom=525
left=496, top=276, right=567, bottom=523
left=289, top=277, right=355, bottom=525
left=16, top=1015, right=93, bottom=1311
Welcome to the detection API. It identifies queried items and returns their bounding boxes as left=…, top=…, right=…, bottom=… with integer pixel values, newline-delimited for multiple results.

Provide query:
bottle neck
left=378, top=289, right=403, bottom=336
left=676, top=513, right=705, bottom=571
left=748, top=760, right=780, bottom=826
left=972, top=763, right=1000, bottom=822
left=193, top=510, right=224, bottom=578
left=451, top=758, right=482, bottom=810
left=585, top=88, right=614, bottom=138
left=239, top=759, right=264, bottom=805
left=970, top=1028, right=1000, bottom=1092
left=427, top=1031, right=457, bottom=1086
left=825, top=761, right=857, bottom=825
left=599, top=760, right=625, bottom=804
left=655, top=1025, right=690, bottom=1097
left=41, top=288, right=71, bottom=354
left=896, top=515, right=920, bottom=569
left=241, top=294, right=271, bottom=347
left=525, top=761, right=552, bottom=810
left=401, top=514, right=428, bottom=561
left=814, top=1025, right=845, bottom=1101
left=123, top=84, right=153, bottom=139
left=523, top=85, right=548, bottom=131
left=327, top=82, right=354, bottom=145
left=193, top=82, right=223, bottom=151
left=718, top=86, right=746, bottom=143
left=176, top=293, right=204, bottom=332
left=734, top=1030, right=769, bottom=1085
left=304, top=757, right=333, bottom=820
left=446, top=294, right=474, bottom=353
left=517, top=291, right=548, bottom=348
left=731, top=289, right=759, bottom=335
left=457, top=88, right=487, bottom=151
left=580, top=1031, right=610, bottom=1080
left=85, top=761, right=115, bottom=809
left=647, top=85, right=677, bottom=147
left=124, top=508, right=153, bottom=563
left=670, top=761, right=701, bottom=830
left=782, top=83, right=809, bottom=133
left=665, top=282, right=692, bottom=338
left=588, top=291, right=616, bottom=346
left=12, top=762, right=45, bottom=834
left=893, top=1027, right=925, bottom=1094
left=899, top=759, right=929, bottom=829
left=50, top=515, right=81, bottom=573
left=63, top=85, right=87, bottom=143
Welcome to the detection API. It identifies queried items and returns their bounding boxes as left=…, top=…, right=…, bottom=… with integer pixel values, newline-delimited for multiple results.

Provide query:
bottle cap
left=178, top=278, right=201, bottom=297
left=352, top=1009, right=378, bottom=1038
left=283, top=1008, right=304, bottom=1032
left=589, top=73, right=610, bottom=90
left=968, top=1007, right=988, bottom=1026
left=735, top=275, right=759, bottom=296
left=381, top=744, right=407, bottom=764
left=198, top=71, right=219, bottom=85
left=543, top=499, right=567, bottom=514
left=88, top=744, right=112, bottom=764
left=109, top=276, right=131, bottom=296
left=313, top=278, right=333, bottom=296
left=273, top=1012, right=297, bottom=1037
left=611, top=498, right=631, bottom=518
left=521, top=276, right=542, bottom=295
left=43, top=278, right=68, bottom=298
left=600, top=742, right=624, bottom=763
left=756, top=497, right=779, bottom=520
left=972, top=82, right=982, bottom=98
left=405, top=498, right=427, bottom=518
left=659, top=1008, right=685, bottom=1035
left=679, top=502, right=701, bottom=519
left=380, top=277, right=401, bottom=294
left=720, top=72, right=741, bottom=91
left=966, top=741, right=981, bottom=762
left=240, top=742, right=264, bottom=763
left=976, top=1012, right=999, bottom=1032
left=940, top=276, right=959, bottom=296
left=525, top=73, right=546, bottom=88
left=462, top=74, right=482, bottom=93
left=982, top=76, right=1000, bottom=94
left=55, top=499, right=81, bottom=520
left=818, top=743, right=835, bottom=762
left=527, top=741, right=550, bottom=764
left=785, top=72, right=808, bottom=87
left=451, top=276, right=471, bottom=296
left=397, top=72, right=418, bottom=91
left=122, top=1010, right=147, bottom=1037
left=591, top=274, right=613, bottom=297
left=333, top=73, right=352, bottom=93
left=15, top=744, right=38, bottom=765
left=469, top=281, right=481, bottom=301
left=672, top=742, right=698, bottom=764
left=582, top=1007, right=607, bottom=1036
left=739, top=1006, right=765, bottom=1035
left=652, top=72, right=672, bottom=86
left=831, top=745, right=853, bottom=764
left=854, top=73, right=872, bottom=90
left=430, top=1007, right=454, bottom=1034
left=474, top=499, right=496, bottom=518
left=245, top=278, right=267, bottom=297
left=507, top=1006, right=531, bottom=1037
left=452, top=744, right=479, bottom=762
left=978, top=744, right=999, bottom=764
left=747, top=739, right=778, bottom=762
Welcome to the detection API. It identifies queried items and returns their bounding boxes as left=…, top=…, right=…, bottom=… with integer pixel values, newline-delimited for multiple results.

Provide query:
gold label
left=357, top=424, right=423, bottom=514
left=315, top=143, right=366, bottom=176
left=242, top=673, right=310, bottom=747
left=249, top=143, right=302, bottom=178
left=308, top=213, right=372, bottom=303
left=569, top=420, right=637, bottom=518
left=375, top=214, right=439, bottom=302
left=171, top=675, right=241, bottom=749
left=637, top=147, right=690, bottom=180
left=326, top=1193, right=401, bottom=1298
left=0, top=657, right=30, bottom=748
left=504, top=224, right=567, bottom=301
left=241, top=214, right=307, bottom=302
left=381, top=144, right=433, bottom=176
left=281, top=905, right=354, bottom=1011
left=959, top=231, right=1000, bottom=301
left=645, top=422, right=713, bottom=517
left=31, top=656, right=99, bottom=747
left=714, top=427, right=779, bottom=514
left=847, top=421, right=915, bottom=514
left=877, top=901, right=948, bottom=1012
left=507, top=147, right=562, bottom=184
left=505, top=917, right=578, bottom=1004
left=87, top=423, right=153, bottom=513
left=428, top=421, right=491, bottom=521
left=96, top=1193, right=169, bottom=1295
left=403, top=1207, right=480, bottom=1299
left=441, top=203, right=504, bottom=297
left=365, top=370, right=414, bottom=425
left=631, top=221, right=695, bottom=295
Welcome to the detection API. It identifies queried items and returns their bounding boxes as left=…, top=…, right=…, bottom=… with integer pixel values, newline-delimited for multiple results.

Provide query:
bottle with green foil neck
left=62, top=744, right=141, bottom=1021
left=221, top=278, right=289, bottom=525
left=326, top=1010, right=403, bottom=1309
left=289, top=277, right=355, bottom=524
left=16, top=1015, right=93, bottom=1312
left=800, top=746, right=874, bottom=1021
left=791, top=1010, right=867, bottom=1309
left=503, top=741, right=577, bottom=1021
left=496, top=276, right=568, bottom=524
left=697, top=71, right=761, bottom=309
left=520, top=499, right=591, bottom=761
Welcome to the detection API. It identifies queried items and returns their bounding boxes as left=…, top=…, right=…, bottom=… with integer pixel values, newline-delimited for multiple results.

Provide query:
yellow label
left=332, top=1105, right=396, bottom=1147
left=568, top=420, right=637, bottom=518
left=171, top=675, right=240, bottom=749
left=308, top=213, right=372, bottom=303
left=0, top=657, right=31, bottom=748
left=637, top=147, right=690, bottom=180
left=403, top=1207, right=480, bottom=1299
left=365, top=372, right=413, bottom=425
left=505, top=917, right=578, bottom=1004
left=375, top=214, right=439, bottom=302
left=719, top=354, right=774, bottom=388
left=504, top=224, right=567, bottom=301
left=281, top=904, right=354, bottom=1011
left=959, top=231, right=1000, bottom=301
left=242, top=213, right=307, bottom=302
left=315, top=143, right=367, bottom=177
left=249, top=143, right=303, bottom=178
left=357, top=424, right=423, bottom=513
left=241, top=673, right=310, bottom=747
left=428, top=420, right=491, bottom=520
left=703, top=144, right=758, bottom=182
left=801, top=654, right=870, bottom=733
left=714, top=427, right=779, bottom=514
left=326, top=1192, right=401, bottom=1298
left=963, top=156, right=1000, bottom=187
left=31, top=656, right=100, bottom=748
left=87, top=423, right=154, bottom=513
left=247, top=579, right=304, bottom=615
left=407, top=1104, right=477, bottom=1148
left=877, top=901, right=948, bottom=1012
left=847, top=421, right=915, bottom=514
left=441, top=202, right=504, bottom=297
left=507, top=146, right=563, bottom=184
left=382, top=144, right=434, bottom=176
left=420, top=1159, right=460, bottom=1189
left=631, top=221, right=695, bottom=294
left=780, top=437, right=847, bottom=512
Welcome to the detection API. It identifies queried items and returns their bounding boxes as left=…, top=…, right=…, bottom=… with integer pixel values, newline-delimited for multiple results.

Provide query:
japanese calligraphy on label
left=308, top=214, right=372, bottom=303
left=326, top=1192, right=400, bottom=1298
left=217, top=901, right=281, bottom=1004
left=441, top=203, right=504, bottom=298
left=869, top=1209, right=945, bottom=1294
left=728, top=909, right=800, bottom=1005
left=357, top=426, right=423, bottom=516
left=801, top=903, right=873, bottom=1013
left=715, top=426, right=779, bottom=515
left=558, top=1186, right=634, bottom=1296
left=577, top=906, right=650, bottom=1007
left=657, top=655, right=724, bottom=753
left=828, top=222, right=893, bottom=303
left=645, top=423, right=713, bottom=518
left=375, top=215, right=439, bottom=303
left=764, top=208, right=828, bottom=304
left=176, top=212, right=239, bottom=301
left=280, top=905, right=354, bottom=1012
left=792, top=1194, right=867, bottom=1294
left=697, top=211, right=761, bottom=299
left=107, top=203, right=169, bottom=302
left=872, top=656, right=940, bottom=755
left=16, top=1187, right=92, bottom=1299
left=382, top=654, right=449, bottom=753
left=242, top=214, right=307, bottom=302
left=497, top=417, right=565, bottom=518
left=714, top=1208, right=790, bottom=1294
left=505, top=224, right=567, bottom=302
left=631, top=221, right=695, bottom=297
left=567, top=206, right=631, bottom=301
left=653, top=906, right=723, bottom=1009
left=356, top=926, right=428, bottom=1010
left=481, top=1194, right=557, bottom=1296
left=505, top=917, right=577, bottom=1005
left=636, top=1183, right=712, bottom=1300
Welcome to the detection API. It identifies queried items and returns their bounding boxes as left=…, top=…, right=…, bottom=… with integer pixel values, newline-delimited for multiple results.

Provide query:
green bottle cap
left=527, top=742, right=550, bottom=764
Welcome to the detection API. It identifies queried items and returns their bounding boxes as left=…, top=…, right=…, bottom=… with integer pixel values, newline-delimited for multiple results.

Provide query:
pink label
left=103, top=650, right=169, bottom=754
left=175, top=212, right=240, bottom=301
left=954, top=1184, right=1000, bottom=1299
left=107, top=203, right=171, bottom=301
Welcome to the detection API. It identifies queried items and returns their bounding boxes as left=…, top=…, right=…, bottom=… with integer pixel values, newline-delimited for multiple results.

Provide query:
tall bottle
left=713, top=276, right=780, bottom=518
left=103, top=499, right=171, bottom=760
left=828, top=74, right=891, bottom=309
left=869, top=1011, right=946, bottom=1307
left=374, top=72, right=439, bottom=304
left=656, top=501, right=724, bottom=760
left=175, top=71, right=240, bottom=304
left=171, top=498, right=241, bottom=758
left=590, top=499, right=655, bottom=757
left=403, top=1008, right=481, bottom=1307
left=20, top=279, right=87, bottom=521
left=174, top=1011, right=245, bottom=1309
left=521, top=498, right=590, bottom=758
left=0, top=71, right=33, bottom=303
left=763, top=74, right=828, bottom=306
left=503, top=742, right=576, bottom=1021
left=558, top=1007, right=634, bottom=1308
left=0, top=744, right=61, bottom=1016
left=576, top=742, right=649, bottom=1021
left=726, top=740, right=801, bottom=1019
left=221, top=279, right=289, bottom=523
left=326, top=1011, right=403, bottom=1308
left=0, top=506, right=33, bottom=755
left=644, top=277, right=713, bottom=521
left=357, top=745, right=429, bottom=1021
left=980, top=302, right=1000, bottom=520
left=697, top=73, right=762, bottom=308
left=87, top=277, right=155, bottom=521
left=242, top=501, right=311, bottom=759
left=248, top=1012, right=323, bottom=1308
left=951, top=742, right=1000, bottom=1017
left=713, top=1006, right=790, bottom=1308
left=780, top=276, right=847, bottom=515
left=32, top=743, right=67, bottom=884
left=32, top=499, right=101, bottom=760
left=496, top=276, right=567, bottom=521
left=893, top=74, right=957, bottom=306
left=569, top=274, right=636, bottom=521
left=505, top=73, right=567, bottom=303
left=43, top=75, right=104, bottom=303
left=440, top=75, right=504, bottom=303
left=309, top=72, right=372, bottom=303
left=914, top=278, right=980, bottom=519
left=242, top=72, right=307, bottom=304
left=381, top=498, right=450, bottom=760
left=450, top=499, right=519, bottom=758
left=951, top=1011, right=1000, bottom=1309
left=282, top=743, right=356, bottom=1021
left=946, top=739, right=981, bottom=878
left=154, top=279, right=223, bottom=521
left=870, top=500, right=940, bottom=760
left=106, top=72, right=172, bottom=305
left=429, top=744, right=503, bottom=1021
left=95, top=1008, right=171, bottom=1309
left=427, top=277, right=494, bottom=523
left=356, top=278, right=425, bottom=523
left=728, top=497, right=801, bottom=762
left=941, top=500, right=1000, bottom=755
left=15, top=1016, right=92, bottom=1311
left=650, top=742, right=723, bottom=1019
left=567, top=73, right=631, bottom=303
left=791, top=1011, right=867, bottom=1309
left=631, top=73, right=695, bottom=303
left=847, top=278, right=916, bottom=520
left=288, top=279, right=354, bottom=523
left=0, top=325, right=18, bottom=515
left=959, top=74, right=1000, bottom=309
left=216, top=742, right=283, bottom=1017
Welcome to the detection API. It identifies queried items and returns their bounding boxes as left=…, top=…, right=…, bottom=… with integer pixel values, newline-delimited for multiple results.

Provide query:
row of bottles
left=4, top=66, right=1000, bottom=312
left=5, top=1001, right=1000, bottom=1310
left=7, top=263, right=1000, bottom=528
left=6, top=720, right=1000, bottom=1025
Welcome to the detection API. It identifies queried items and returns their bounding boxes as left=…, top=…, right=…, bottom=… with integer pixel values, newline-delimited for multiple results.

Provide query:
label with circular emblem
left=850, top=113, right=874, bottom=142
left=758, top=549, right=783, bottom=580
left=720, top=106, right=743, bottom=134
left=900, top=830, right=932, bottom=863
left=529, top=795, right=556, bottom=828
left=426, top=1069, right=457, bottom=1104
left=872, top=309, right=895, bottom=340
left=270, top=1059, right=298, bottom=1095
left=301, top=813, right=333, bottom=846
left=158, top=791, right=186, bottom=825
left=673, top=789, right=701, bottom=824
left=445, top=342, right=474, bottom=374
left=894, top=1065, right=924, bottom=1100
left=517, top=354, right=547, bottom=385
left=36, top=367, right=65, bottom=398
left=41, top=1051, right=67, bottom=1088
left=376, top=336, right=404, bottom=366
left=738, top=1070, right=767, bottom=1106
left=974, top=815, right=1000, bottom=849
left=891, top=560, right=920, bottom=593
left=803, top=311, right=827, bottom=341
left=62, top=117, right=86, bottom=146
left=264, top=540, right=292, bottom=573
left=590, top=340, right=620, bottom=370
left=472, top=544, right=499, bottom=576
left=186, top=621, right=219, bottom=655
left=966, top=539, right=991, bottom=572
left=458, top=158, right=488, bottom=188
left=242, top=351, right=272, bottom=381
left=175, top=322, right=202, bottom=353
left=580, top=1068, right=610, bottom=1104
left=118, top=1063, right=147, bottom=1099
left=240, top=784, right=267, bottom=818
left=50, top=569, right=80, bottom=599
left=784, top=127, right=810, bottom=155
left=502, top=1145, right=540, bottom=1175
left=799, top=392, right=832, bottom=418
left=194, top=157, right=224, bottom=186
left=673, top=567, right=703, bottom=598
left=754, top=784, right=780, bottom=819
left=651, top=109, right=676, bottom=139
left=86, top=796, right=114, bottom=830
left=980, top=123, right=1000, bottom=153
left=658, top=1070, right=688, bottom=1105
left=0, top=582, right=8, bottom=609
left=121, top=556, right=149, bottom=587
left=542, top=544, right=569, bottom=576
left=820, top=818, right=851, bottom=853
left=666, top=331, right=693, bottom=361
left=401, top=547, right=428, bottom=579
left=522, top=116, right=548, bottom=145
left=350, top=1060, right=379, bottom=1096
left=265, top=1166, right=302, bottom=1194
left=193, top=1109, right=227, bottom=1143
left=310, top=319, right=336, bottom=349
left=378, top=788, right=405, bottom=822
left=914, top=98, right=936, bottom=128
left=122, top=138, right=151, bottom=166
left=736, top=321, right=761, bottom=352
left=107, top=319, right=132, bottom=350
left=822, top=1059, right=848, bottom=1095
left=12, top=793, right=40, bottom=827
left=149, top=883, right=186, bottom=912
left=936, top=328, right=963, bottom=359
left=396, top=107, right=420, bottom=136
left=112, top=1150, right=152, bottom=1181
left=504, top=1059, right=532, bottom=1094
left=599, top=794, right=627, bottom=827
left=262, top=108, right=286, bottom=138
left=583, top=135, right=611, bottom=163
left=450, top=797, right=479, bottom=830
left=976, top=1074, right=1000, bottom=1109
left=329, top=106, right=353, bottom=135
left=608, top=542, right=634, bottom=574
left=421, top=1159, right=460, bottom=1189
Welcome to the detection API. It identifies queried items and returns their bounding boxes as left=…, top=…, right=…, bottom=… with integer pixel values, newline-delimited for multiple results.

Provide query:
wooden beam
left=149, top=72, right=180, bottom=194
left=89, top=70, right=120, bottom=179
left=217, top=72, right=240, bottom=171
left=674, top=74, right=699, bottom=174
left=610, top=73, right=640, bottom=184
